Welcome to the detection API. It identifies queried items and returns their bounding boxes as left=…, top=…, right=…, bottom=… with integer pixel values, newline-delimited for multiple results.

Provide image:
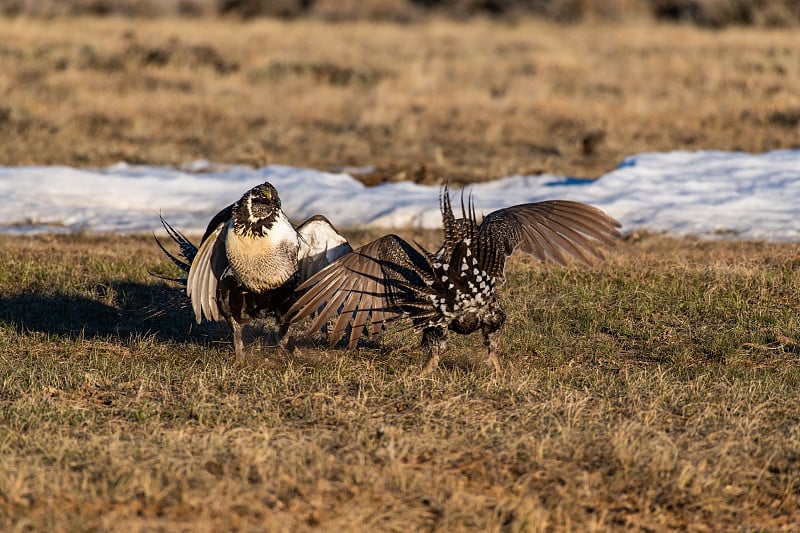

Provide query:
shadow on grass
left=0, top=281, right=227, bottom=347
left=0, top=281, right=420, bottom=363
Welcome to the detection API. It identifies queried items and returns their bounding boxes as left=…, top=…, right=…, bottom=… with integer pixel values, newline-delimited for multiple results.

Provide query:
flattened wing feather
left=289, top=234, right=428, bottom=346
left=346, top=271, right=382, bottom=349
left=479, top=200, right=621, bottom=275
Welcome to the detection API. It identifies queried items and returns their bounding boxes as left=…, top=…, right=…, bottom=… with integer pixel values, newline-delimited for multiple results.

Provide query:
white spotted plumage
left=286, top=179, right=621, bottom=373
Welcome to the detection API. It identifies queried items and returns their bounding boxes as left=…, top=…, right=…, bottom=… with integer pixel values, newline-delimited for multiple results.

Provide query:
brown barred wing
left=288, top=234, right=434, bottom=349
left=477, top=201, right=621, bottom=278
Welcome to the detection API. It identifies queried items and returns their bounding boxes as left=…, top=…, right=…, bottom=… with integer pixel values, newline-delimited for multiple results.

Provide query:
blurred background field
left=1, top=2, right=798, bottom=183
left=2, top=0, right=800, bottom=27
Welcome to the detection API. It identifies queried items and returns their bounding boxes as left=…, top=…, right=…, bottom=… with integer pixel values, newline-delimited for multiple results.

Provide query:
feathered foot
left=273, top=318, right=297, bottom=353
left=483, top=329, right=503, bottom=377
left=227, top=317, right=245, bottom=359
left=420, top=326, right=448, bottom=375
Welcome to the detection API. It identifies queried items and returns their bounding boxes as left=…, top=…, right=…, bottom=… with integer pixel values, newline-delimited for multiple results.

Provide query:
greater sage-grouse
left=156, top=182, right=352, bottom=357
left=288, top=184, right=621, bottom=373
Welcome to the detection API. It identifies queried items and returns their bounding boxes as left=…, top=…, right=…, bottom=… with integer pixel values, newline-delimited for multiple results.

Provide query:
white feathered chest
left=224, top=211, right=299, bottom=292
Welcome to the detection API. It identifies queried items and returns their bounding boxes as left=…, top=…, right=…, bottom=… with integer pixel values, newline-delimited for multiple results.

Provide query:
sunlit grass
left=1, top=233, right=799, bottom=531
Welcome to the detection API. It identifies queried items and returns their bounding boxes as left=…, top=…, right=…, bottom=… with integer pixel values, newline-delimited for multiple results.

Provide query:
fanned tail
left=151, top=214, right=199, bottom=284
left=160, top=214, right=197, bottom=269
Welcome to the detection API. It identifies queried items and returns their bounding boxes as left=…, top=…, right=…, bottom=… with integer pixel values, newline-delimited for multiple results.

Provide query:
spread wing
left=295, top=215, right=353, bottom=284
left=477, top=200, right=621, bottom=279
left=289, top=234, right=433, bottom=349
left=186, top=220, right=230, bottom=323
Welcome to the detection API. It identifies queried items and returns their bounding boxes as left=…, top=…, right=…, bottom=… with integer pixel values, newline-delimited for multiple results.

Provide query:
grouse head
left=232, top=182, right=282, bottom=237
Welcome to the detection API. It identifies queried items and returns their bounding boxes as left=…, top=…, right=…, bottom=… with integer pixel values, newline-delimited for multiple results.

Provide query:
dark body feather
left=288, top=184, right=621, bottom=373
left=155, top=182, right=352, bottom=357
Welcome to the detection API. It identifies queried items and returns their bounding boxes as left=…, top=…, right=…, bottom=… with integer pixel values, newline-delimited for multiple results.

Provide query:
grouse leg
left=274, top=317, right=293, bottom=351
left=420, top=326, right=448, bottom=374
left=482, top=329, right=503, bottom=376
left=228, top=318, right=245, bottom=358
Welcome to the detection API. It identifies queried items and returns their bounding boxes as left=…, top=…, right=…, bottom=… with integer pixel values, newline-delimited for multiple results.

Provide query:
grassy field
left=1, top=232, right=799, bottom=531
left=2, top=13, right=800, bottom=532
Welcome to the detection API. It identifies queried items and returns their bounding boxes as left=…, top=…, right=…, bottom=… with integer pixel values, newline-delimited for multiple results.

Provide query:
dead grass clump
left=68, top=39, right=238, bottom=74
left=0, top=0, right=219, bottom=17
left=653, top=0, right=800, bottom=27
left=250, top=60, right=385, bottom=87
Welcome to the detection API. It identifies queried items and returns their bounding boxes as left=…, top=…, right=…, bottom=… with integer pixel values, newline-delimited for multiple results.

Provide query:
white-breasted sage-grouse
left=288, top=184, right=621, bottom=373
left=156, top=182, right=352, bottom=357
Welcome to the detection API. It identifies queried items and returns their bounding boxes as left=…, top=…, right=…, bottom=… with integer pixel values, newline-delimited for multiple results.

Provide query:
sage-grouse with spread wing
left=288, top=184, right=620, bottom=373
left=156, top=182, right=352, bottom=357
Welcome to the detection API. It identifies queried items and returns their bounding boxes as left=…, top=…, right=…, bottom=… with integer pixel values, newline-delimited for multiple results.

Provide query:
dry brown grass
left=0, top=17, right=799, bottom=182
left=2, top=14, right=800, bottom=532
left=1, top=233, right=800, bottom=531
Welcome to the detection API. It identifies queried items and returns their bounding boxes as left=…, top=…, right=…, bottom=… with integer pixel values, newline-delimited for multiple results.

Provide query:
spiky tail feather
left=151, top=215, right=199, bottom=284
